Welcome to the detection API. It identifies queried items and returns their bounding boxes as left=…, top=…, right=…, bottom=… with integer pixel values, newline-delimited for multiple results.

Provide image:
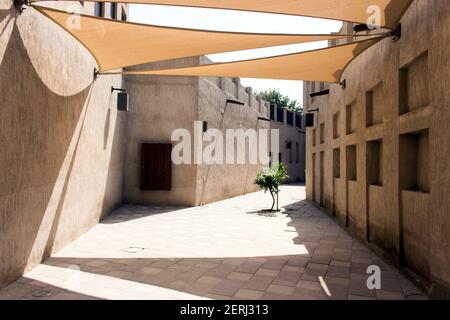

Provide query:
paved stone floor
left=0, top=184, right=428, bottom=300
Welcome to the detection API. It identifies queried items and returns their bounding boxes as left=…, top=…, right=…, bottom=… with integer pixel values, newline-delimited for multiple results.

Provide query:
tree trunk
left=270, top=189, right=275, bottom=211
left=276, top=189, right=279, bottom=211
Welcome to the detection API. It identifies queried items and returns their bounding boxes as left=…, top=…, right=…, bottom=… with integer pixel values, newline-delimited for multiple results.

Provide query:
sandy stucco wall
left=123, top=57, right=272, bottom=206
left=304, top=0, right=450, bottom=296
left=123, top=57, right=200, bottom=206
left=196, top=75, right=271, bottom=205
left=0, top=1, right=127, bottom=287
left=270, top=108, right=306, bottom=183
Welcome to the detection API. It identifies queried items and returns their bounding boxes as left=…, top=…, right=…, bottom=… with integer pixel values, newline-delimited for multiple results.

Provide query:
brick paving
left=0, top=184, right=428, bottom=300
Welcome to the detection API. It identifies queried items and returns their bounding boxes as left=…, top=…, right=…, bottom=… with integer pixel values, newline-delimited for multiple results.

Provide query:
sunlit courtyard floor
left=0, top=184, right=428, bottom=300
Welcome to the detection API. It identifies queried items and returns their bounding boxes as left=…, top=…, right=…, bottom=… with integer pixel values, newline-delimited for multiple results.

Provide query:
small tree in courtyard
left=254, top=163, right=289, bottom=212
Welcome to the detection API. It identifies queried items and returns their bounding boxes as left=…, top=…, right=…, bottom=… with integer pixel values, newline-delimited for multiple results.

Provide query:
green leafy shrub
left=254, top=163, right=289, bottom=211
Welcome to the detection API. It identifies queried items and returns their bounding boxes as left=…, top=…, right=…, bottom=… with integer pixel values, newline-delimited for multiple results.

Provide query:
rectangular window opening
left=399, top=129, right=430, bottom=192
left=94, top=3, right=104, bottom=17
left=367, top=140, right=383, bottom=186
left=346, top=145, right=357, bottom=181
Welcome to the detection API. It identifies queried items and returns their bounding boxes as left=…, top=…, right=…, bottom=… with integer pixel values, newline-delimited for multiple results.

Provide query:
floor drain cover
left=32, top=290, right=52, bottom=298
left=123, top=247, right=145, bottom=253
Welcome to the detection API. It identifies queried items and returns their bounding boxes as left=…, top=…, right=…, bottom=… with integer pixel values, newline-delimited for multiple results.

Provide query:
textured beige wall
left=196, top=72, right=271, bottom=205
left=270, top=108, right=306, bottom=183
left=304, top=0, right=450, bottom=296
left=123, top=58, right=200, bottom=206
left=123, top=57, right=273, bottom=206
left=0, top=1, right=127, bottom=287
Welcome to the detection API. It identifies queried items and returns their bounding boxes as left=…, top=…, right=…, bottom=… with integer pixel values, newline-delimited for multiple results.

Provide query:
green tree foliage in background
left=254, top=163, right=289, bottom=212
left=257, top=89, right=303, bottom=114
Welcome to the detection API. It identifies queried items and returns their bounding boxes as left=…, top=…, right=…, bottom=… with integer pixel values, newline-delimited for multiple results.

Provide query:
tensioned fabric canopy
left=34, top=0, right=413, bottom=28
left=106, top=37, right=383, bottom=83
left=35, top=6, right=363, bottom=72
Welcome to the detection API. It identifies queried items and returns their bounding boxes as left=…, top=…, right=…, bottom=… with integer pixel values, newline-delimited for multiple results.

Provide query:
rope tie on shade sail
left=28, top=0, right=413, bottom=29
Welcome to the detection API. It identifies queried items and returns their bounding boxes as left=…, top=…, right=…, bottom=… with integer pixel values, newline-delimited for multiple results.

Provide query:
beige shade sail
left=33, top=0, right=413, bottom=28
left=106, top=37, right=384, bottom=83
left=34, top=6, right=365, bottom=72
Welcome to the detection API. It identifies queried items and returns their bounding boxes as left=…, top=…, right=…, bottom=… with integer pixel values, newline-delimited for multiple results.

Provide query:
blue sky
left=129, top=4, right=342, bottom=104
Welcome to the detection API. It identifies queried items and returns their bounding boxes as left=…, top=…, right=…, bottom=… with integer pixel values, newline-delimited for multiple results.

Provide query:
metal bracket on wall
left=310, top=89, right=330, bottom=98
left=93, top=68, right=100, bottom=80
left=14, top=0, right=29, bottom=14
left=226, top=99, right=245, bottom=106
left=390, top=24, right=402, bottom=42
left=111, top=86, right=127, bottom=93
left=308, top=108, right=320, bottom=113
left=339, top=79, right=346, bottom=89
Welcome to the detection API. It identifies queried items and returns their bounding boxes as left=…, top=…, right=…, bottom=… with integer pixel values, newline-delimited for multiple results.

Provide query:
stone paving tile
left=348, top=294, right=376, bottom=300
left=266, top=284, right=295, bottom=295
left=296, top=280, right=322, bottom=292
left=330, top=260, right=351, bottom=268
left=175, top=268, right=209, bottom=282
left=327, top=265, right=350, bottom=278
left=234, top=289, right=264, bottom=300
left=241, top=275, right=274, bottom=292
left=271, top=270, right=302, bottom=287
left=301, top=263, right=328, bottom=281
left=197, top=276, right=224, bottom=286
left=405, top=294, right=429, bottom=300
left=227, top=272, right=253, bottom=281
left=376, top=290, right=406, bottom=300
left=0, top=185, right=428, bottom=300
left=292, top=287, right=328, bottom=300
left=205, top=265, right=236, bottom=278
left=255, top=268, right=280, bottom=278
left=326, top=283, right=349, bottom=300
left=333, top=249, right=353, bottom=261
left=210, top=279, right=245, bottom=297
left=380, top=276, right=403, bottom=293
left=349, top=274, right=377, bottom=298
left=235, top=261, right=264, bottom=274
left=351, top=262, right=370, bottom=274
left=286, top=257, right=309, bottom=268
left=310, top=253, right=332, bottom=265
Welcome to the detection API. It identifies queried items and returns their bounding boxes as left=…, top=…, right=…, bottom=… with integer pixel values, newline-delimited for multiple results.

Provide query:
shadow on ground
left=0, top=199, right=427, bottom=300
left=100, top=204, right=189, bottom=224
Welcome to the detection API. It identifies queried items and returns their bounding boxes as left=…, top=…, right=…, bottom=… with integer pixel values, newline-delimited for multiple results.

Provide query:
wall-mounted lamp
left=305, top=109, right=319, bottom=128
left=111, top=86, right=129, bottom=112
